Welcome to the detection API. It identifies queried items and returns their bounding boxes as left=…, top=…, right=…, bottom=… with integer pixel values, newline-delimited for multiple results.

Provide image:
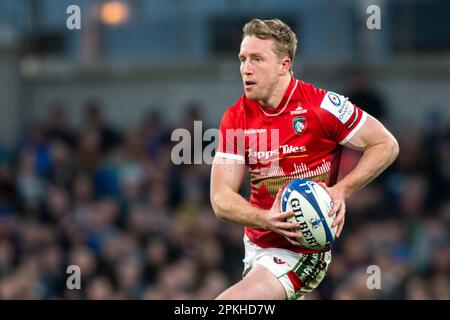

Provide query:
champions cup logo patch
left=328, top=93, right=341, bottom=106
left=292, top=117, right=306, bottom=135
left=321, top=92, right=355, bottom=124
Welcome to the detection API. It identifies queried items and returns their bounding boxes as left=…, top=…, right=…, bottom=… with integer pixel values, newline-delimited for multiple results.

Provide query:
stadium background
left=0, top=0, right=448, bottom=299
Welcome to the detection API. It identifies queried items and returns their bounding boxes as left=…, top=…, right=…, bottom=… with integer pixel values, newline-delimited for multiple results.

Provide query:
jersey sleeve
left=216, top=108, right=246, bottom=161
left=316, top=90, right=367, bottom=144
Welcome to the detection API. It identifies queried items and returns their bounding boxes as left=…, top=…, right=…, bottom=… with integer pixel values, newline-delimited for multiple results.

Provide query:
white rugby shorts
left=242, top=235, right=332, bottom=300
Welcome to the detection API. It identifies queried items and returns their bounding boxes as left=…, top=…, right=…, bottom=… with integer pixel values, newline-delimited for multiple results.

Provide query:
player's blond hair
left=242, top=18, right=297, bottom=69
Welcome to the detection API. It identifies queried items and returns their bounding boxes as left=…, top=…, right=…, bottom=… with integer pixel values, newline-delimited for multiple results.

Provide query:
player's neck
left=259, top=75, right=292, bottom=109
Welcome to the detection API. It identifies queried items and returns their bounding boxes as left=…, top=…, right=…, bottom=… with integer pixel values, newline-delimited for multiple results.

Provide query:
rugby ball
left=280, top=178, right=336, bottom=249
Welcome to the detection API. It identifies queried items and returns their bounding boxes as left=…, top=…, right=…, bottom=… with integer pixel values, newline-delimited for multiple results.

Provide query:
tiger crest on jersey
left=292, top=116, right=306, bottom=135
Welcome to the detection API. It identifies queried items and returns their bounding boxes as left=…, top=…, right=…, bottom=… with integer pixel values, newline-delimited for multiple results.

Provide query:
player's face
left=239, top=36, right=284, bottom=101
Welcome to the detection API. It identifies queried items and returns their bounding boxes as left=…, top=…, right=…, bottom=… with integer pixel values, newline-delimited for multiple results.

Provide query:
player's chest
left=243, top=108, right=323, bottom=164
left=244, top=108, right=320, bottom=146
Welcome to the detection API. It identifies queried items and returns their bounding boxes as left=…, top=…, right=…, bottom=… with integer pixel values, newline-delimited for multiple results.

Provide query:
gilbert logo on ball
left=281, top=178, right=336, bottom=249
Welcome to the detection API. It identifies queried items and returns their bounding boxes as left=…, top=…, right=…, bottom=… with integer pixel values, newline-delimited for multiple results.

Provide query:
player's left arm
left=319, top=114, right=399, bottom=238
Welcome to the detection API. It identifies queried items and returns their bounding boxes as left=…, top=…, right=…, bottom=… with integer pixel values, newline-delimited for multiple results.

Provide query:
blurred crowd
left=0, top=95, right=448, bottom=300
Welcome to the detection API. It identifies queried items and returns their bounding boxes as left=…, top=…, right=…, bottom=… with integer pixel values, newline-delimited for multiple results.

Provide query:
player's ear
left=280, top=56, right=291, bottom=74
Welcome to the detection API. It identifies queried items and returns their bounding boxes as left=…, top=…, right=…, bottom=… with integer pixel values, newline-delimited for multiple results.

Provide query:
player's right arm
left=210, top=155, right=302, bottom=242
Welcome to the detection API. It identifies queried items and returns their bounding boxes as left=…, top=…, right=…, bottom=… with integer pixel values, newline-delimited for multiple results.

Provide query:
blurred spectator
left=344, top=68, right=387, bottom=121
left=82, top=99, right=121, bottom=154
left=45, top=102, right=75, bottom=148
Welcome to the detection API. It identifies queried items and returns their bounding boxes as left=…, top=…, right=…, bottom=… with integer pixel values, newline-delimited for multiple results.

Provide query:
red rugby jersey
left=216, top=77, right=367, bottom=253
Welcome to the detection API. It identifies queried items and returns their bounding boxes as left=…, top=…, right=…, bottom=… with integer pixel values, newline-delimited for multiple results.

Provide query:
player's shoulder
left=222, top=95, right=245, bottom=118
left=298, top=79, right=349, bottom=112
left=227, top=95, right=246, bottom=113
left=297, top=79, right=328, bottom=106
left=220, top=95, right=246, bottom=127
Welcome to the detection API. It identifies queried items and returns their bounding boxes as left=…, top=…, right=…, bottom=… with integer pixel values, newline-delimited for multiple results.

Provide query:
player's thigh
left=215, top=264, right=286, bottom=300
